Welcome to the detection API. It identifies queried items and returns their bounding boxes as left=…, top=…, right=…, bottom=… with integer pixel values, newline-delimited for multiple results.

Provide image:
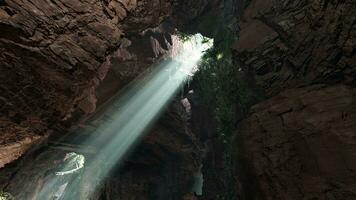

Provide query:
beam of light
left=35, top=34, right=213, bottom=200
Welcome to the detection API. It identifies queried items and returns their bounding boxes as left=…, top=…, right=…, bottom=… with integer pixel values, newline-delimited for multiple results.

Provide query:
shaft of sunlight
left=36, top=34, right=213, bottom=200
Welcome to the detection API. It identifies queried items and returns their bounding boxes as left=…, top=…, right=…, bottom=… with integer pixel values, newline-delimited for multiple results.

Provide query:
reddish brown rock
left=234, top=0, right=356, bottom=96
left=0, top=99, right=204, bottom=200
left=0, top=117, right=48, bottom=168
left=232, top=0, right=356, bottom=199
left=0, top=0, right=179, bottom=168
left=0, top=1, right=212, bottom=198
left=235, top=85, right=356, bottom=200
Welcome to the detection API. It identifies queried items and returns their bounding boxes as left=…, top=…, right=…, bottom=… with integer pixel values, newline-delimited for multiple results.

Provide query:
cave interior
left=0, top=0, right=355, bottom=200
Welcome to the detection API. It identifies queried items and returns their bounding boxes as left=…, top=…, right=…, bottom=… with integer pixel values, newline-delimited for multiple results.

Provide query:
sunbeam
left=35, top=34, right=213, bottom=200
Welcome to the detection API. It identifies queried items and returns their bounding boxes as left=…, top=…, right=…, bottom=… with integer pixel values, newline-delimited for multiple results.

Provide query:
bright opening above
left=34, top=33, right=213, bottom=200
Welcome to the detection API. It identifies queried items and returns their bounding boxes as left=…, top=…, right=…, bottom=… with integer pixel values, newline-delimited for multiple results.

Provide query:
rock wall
left=236, top=85, right=356, bottom=199
left=1, top=0, right=355, bottom=199
left=0, top=0, right=213, bottom=199
left=234, top=0, right=355, bottom=95
left=233, top=0, right=356, bottom=199
left=104, top=100, right=204, bottom=200
left=0, top=99, right=203, bottom=199
left=0, top=0, right=184, bottom=169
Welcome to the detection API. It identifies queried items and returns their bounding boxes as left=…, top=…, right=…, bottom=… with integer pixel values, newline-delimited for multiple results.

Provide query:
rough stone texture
left=234, top=0, right=356, bottom=96
left=0, top=0, right=178, bottom=168
left=0, top=118, right=46, bottom=168
left=187, top=91, right=227, bottom=200
left=0, top=116, right=48, bottom=168
left=0, top=99, right=203, bottom=200
left=0, top=0, right=217, bottom=199
left=233, top=0, right=356, bottom=199
left=95, top=27, right=179, bottom=106
left=235, top=85, right=356, bottom=200
left=104, top=100, right=204, bottom=200
left=1, top=0, right=354, bottom=199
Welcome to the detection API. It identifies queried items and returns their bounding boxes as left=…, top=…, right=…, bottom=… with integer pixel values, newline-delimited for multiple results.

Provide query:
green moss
left=194, top=45, right=261, bottom=200
left=0, top=191, right=14, bottom=200
left=181, top=2, right=259, bottom=198
left=175, top=31, right=193, bottom=42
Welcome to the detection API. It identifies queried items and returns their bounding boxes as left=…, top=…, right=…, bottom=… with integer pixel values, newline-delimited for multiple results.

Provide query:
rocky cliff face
left=1, top=0, right=355, bottom=199
left=0, top=0, right=211, bottom=199
left=233, top=0, right=356, bottom=199
left=236, top=84, right=356, bottom=200
left=234, top=0, right=355, bottom=95
left=0, top=0, right=186, bottom=168
left=0, top=99, right=203, bottom=199
left=104, top=100, right=204, bottom=200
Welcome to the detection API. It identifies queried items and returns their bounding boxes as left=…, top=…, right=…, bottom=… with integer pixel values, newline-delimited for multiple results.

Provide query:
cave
left=0, top=0, right=355, bottom=200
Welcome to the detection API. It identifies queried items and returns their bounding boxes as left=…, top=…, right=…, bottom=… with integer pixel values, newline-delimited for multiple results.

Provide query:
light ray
left=36, top=34, right=213, bottom=200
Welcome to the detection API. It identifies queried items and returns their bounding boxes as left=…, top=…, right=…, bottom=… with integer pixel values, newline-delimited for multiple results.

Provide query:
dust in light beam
left=37, top=34, right=213, bottom=200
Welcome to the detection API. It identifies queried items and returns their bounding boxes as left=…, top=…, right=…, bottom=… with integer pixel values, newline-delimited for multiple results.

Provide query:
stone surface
left=234, top=0, right=356, bottom=96
left=232, top=0, right=356, bottom=199
left=0, top=99, right=204, bottom=200
left=103, top=100, right=204, bottom=200
left=0, top=0, right=180, bottom=169
left=0, top=116, right=48, bottom=168
left=0, top=118, right=47, bottom=168
left=1, top=0, right=355, bottom=199
left=235, top=85, right=356, bottom=200
left=0, top=0, right=212, bottom=198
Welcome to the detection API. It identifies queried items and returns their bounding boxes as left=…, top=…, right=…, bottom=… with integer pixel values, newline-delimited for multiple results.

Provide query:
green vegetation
left=195, top=48, right=258, bottom=138
left=180, top=2, right=259, bottom=199
left=194, top=40, right=261, bottom=200
left=175, top=31, right=192, bottom=42
left=0, top=191, right=14, bottom=200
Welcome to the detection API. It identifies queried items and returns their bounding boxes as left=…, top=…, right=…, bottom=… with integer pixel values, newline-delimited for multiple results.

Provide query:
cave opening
left=2, top=0, right=354, bottom=199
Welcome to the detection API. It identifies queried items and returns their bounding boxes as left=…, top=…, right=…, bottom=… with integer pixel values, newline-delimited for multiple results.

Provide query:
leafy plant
left=175, top=31, right=193, bottom=42
left=0, top=191, right=14, bottom=200
left=194, top=42, right=260, bottom=200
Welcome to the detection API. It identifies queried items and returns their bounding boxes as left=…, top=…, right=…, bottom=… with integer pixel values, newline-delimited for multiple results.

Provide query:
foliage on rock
left=193, top=39, right=261, bottom=200
left=0, top=191, right=14, bottom=200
